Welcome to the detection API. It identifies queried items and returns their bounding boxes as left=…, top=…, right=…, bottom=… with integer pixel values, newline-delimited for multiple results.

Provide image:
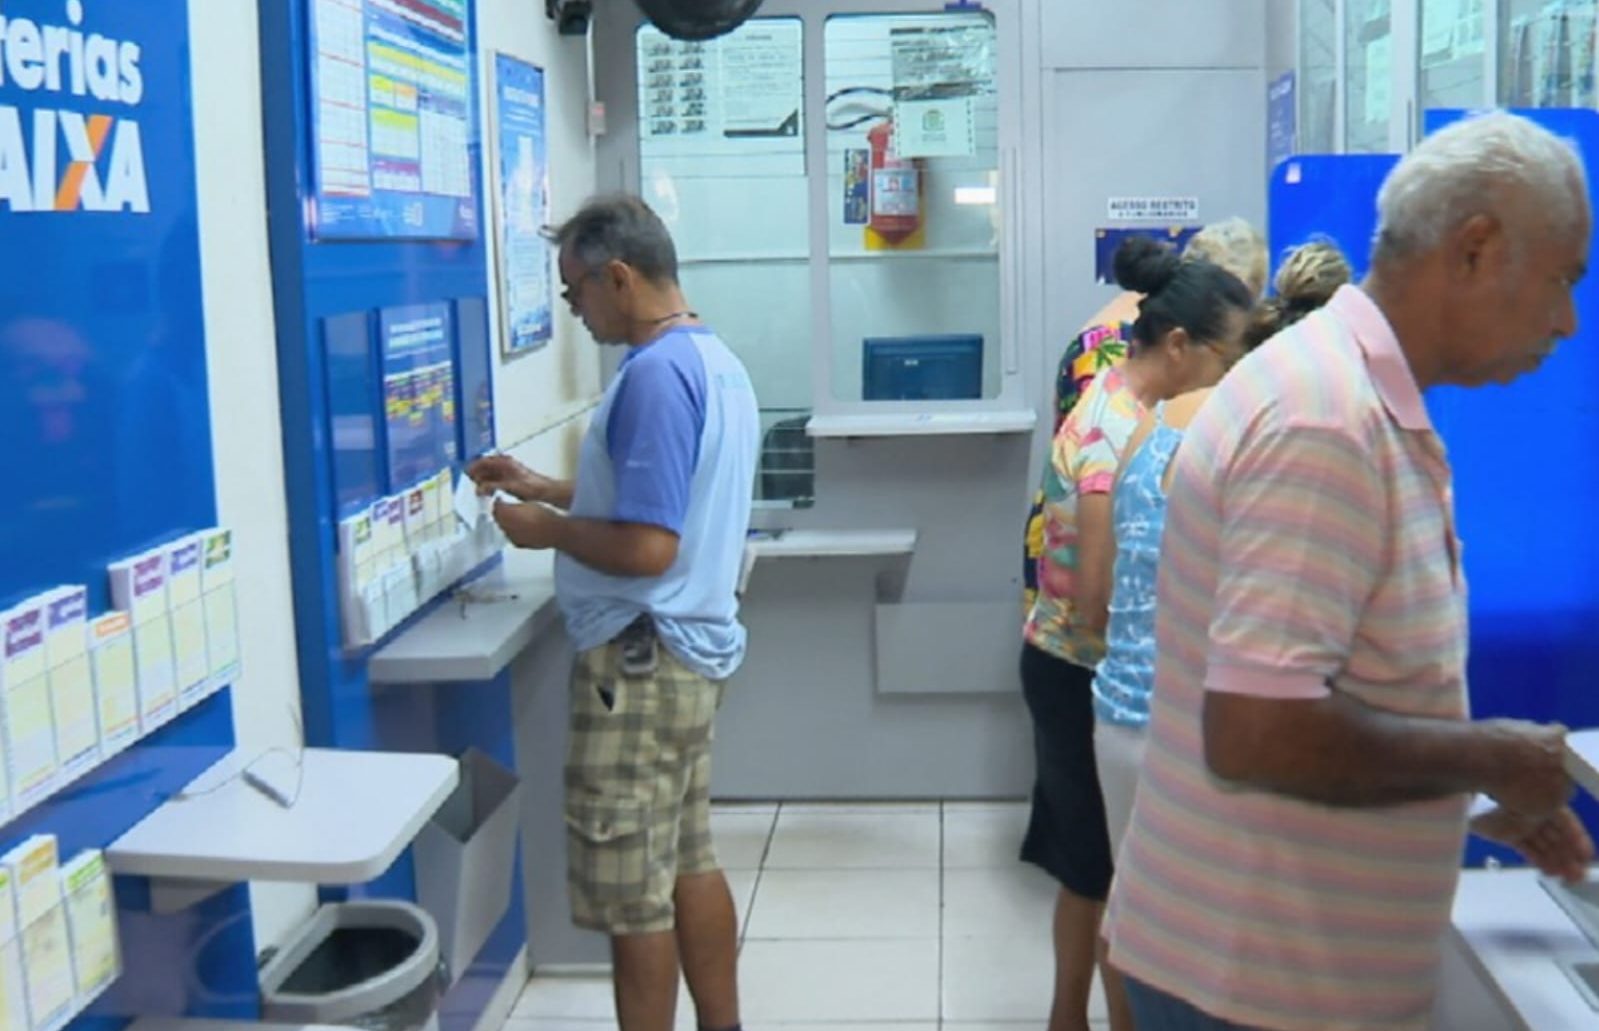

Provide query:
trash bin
left=412, top=748, right=522, bottom=982
left=260, top=900, right=442, bottom=1031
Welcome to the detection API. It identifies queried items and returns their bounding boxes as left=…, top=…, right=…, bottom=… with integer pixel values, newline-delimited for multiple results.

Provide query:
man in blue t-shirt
left=469, top=195, right=758, bottom=1031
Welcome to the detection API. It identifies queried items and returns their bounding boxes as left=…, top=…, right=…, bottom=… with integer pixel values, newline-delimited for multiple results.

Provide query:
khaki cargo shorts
left=565, top=634, right=725, bottom=935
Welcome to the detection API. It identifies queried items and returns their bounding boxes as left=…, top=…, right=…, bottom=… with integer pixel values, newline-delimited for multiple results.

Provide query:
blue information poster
left=455, top=299, right=497, bottom=457
left=493, top=54, right=553, bottom=355
left=381, top=303, right=459, bottom=488
left=309, top=0, right=478, bottom=240
left=1268, top=71, right=1296, bottom=172
left=1094, top=227, right=1201, bottom=285
left=0, top=0, right=216, bottom=586
left=324, top=312, right=382, bottom=513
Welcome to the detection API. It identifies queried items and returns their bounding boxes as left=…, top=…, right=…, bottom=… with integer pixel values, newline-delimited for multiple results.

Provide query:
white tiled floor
left=511, top=800, right=1113, bottom=1031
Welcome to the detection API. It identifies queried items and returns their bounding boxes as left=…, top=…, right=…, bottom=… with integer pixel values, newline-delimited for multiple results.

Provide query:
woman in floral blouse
left=1018, top=231, right=1259, bottom=1031
left=1021, top=218, right=1266, bottom=616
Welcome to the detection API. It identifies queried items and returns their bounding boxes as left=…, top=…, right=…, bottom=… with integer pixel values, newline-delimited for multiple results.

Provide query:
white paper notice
left=2, top=603, right=59, bottom=811
left=42, top=588, right=97, bottom=779
left=6, top=836, right=72, bottom=1029
left=453, top=470, right=482, bottom=529
left=88, top=613, right=140, bottom=757
left=111, top=550, right=178, bottom=730
left=168, top=535, right=211, bottom=709
left=1106, top=197, right=1201, bottom=223
left=0, top=866, right=26, bottom=1031
left=1422, top=0, right=1458, bottom=57
left=421, top=471, right=445, bottom=542
left=894, top=97, right=975, bottom=158
left=1365, top=36, right=1392, bottom=127
left=62, top=851, right=119, bottom=997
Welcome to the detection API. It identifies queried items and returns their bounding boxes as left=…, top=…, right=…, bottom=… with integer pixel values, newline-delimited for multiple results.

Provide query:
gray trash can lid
left=260, top=901, right=440, bottom=1024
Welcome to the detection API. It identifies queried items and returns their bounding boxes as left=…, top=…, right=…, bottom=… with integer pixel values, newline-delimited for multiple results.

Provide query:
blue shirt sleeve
left=605, top=339, right=707, bottom=534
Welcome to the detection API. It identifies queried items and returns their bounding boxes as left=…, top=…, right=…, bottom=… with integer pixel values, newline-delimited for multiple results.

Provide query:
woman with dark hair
left=1021, top=237, right=1253, bottom=1031
left=1021, top=220, right=1267, bottom=619
left=1091, top=240, right=1354, bottom=865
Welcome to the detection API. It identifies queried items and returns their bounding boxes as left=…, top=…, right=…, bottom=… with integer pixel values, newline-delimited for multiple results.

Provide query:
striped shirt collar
left=1329, top=284, right=1433, bottom=433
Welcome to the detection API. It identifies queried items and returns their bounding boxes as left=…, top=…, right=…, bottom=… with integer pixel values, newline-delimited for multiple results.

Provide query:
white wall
left=479, top=0, right=605, bottom=475
left=187, top=0, right=315, bottom=954
left=1268, top=0, right=1297, bottom=83
left=1043, top=0, right=1265, bottom=68
left=186, top=0, right=602, bottom=954
left=1032, top=0, right=1267, bottom=482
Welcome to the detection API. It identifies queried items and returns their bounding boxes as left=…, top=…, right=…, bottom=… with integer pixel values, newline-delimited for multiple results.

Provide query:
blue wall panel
left=1423, top=109, right=1599, bottom=862
left=259, top=2, right=525, bottom=1019
left=1268, top=111, right=1599, bottom=866
left=259, top=0, right=499, bottom=753
left=1268, top=153, right=1397, bottom=280
left=0, top=1, right=249, bottom=1025
left=0, top=0, right=215, bottom=612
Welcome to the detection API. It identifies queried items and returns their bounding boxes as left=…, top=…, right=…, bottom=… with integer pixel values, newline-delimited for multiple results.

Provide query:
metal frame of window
left=1336, top=0, right=1348, bottom=149
left=1301, top=0, right=1500, bottom=155
left=789, top=0, right=1026, bottom=420
left=601, top=0, right=1026, bottom=426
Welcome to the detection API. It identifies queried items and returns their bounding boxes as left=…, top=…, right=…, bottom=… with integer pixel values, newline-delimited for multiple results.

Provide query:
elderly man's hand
left=1471, top=805, right=1594, bottom=884
left=1480, top=719, right=1574, bottom=817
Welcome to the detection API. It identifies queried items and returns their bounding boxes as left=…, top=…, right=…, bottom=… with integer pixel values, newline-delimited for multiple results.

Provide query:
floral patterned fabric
left=1022, top=322, right=1131, bottom=616
left=1023, top=364, right=1144, bottom=667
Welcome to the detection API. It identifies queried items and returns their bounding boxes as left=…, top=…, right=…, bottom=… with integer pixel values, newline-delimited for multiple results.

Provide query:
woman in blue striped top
left=1091, top=239, right=1353, bottom=859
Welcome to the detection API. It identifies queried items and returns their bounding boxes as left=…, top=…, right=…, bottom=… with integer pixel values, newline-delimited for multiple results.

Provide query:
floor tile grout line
left=525, top=799, right=1037, bottom=1029
left=751, top=866, right=944, bottom=873
left=938, top=799, right=947, bottom=1031
left=737, top=800, right=782, bottom=945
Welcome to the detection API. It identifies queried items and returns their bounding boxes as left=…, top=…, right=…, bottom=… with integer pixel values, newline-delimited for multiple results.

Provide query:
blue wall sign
left=493, top=53, right=553, bottom=355
left=380, top=302, right=458, bottom=490
left=1094, top=226, right=1201, bottom=285
left=1, top=2, right=246, bottom=1026
left=308, top=0, right=478, bottom=240
left=0, top=0, right=216, bottom=578
left=1268, top=70, right=1296, bottom=173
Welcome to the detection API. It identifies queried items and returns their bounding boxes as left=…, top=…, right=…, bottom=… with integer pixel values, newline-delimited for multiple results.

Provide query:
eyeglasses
left=561, top=267, right=605, bottom=308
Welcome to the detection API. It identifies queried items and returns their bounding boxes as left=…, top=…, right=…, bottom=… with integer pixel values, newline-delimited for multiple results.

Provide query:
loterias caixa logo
left=0, top=0, right=150, bottom=214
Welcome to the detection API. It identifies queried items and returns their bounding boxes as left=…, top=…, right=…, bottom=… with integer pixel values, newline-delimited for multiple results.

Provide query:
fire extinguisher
left=866, top=119, right=921, bottom=244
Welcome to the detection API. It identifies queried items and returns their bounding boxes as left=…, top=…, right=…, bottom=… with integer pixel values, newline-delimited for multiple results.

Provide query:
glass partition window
left=1500, top=0, right=1599, bottom=107
left=824, top=11, right=1002, bottom=402
left=1300, top=0, right=1338, bottom=153
left=636, top=19, right=814, bottom=506
left=1422, top=0, right=1487, bottom=112
left=1346, top=0, right=1394, bottom=153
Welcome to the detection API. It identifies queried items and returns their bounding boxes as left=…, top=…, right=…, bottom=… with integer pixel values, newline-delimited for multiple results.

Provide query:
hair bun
left=1113, top=236, right=1183, bottom=295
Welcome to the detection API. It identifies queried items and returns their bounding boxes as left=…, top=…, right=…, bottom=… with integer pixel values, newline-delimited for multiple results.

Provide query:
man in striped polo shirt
left=1105, top=112, right=1595, bottom=1030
